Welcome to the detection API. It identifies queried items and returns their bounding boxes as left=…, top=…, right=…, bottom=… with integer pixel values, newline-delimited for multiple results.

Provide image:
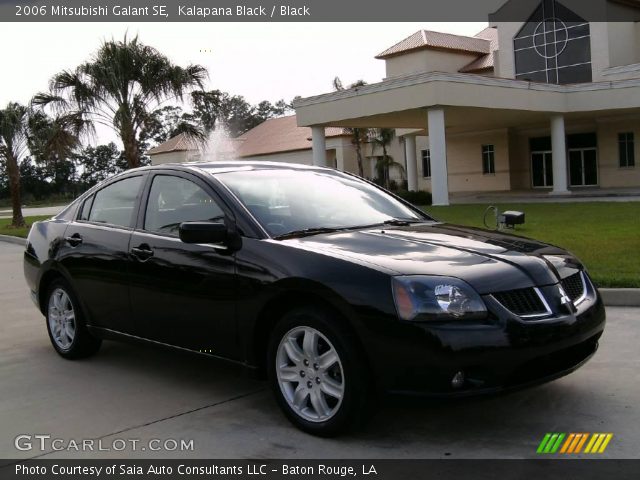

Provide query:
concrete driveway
left=0, top=241, right=638, bottom=460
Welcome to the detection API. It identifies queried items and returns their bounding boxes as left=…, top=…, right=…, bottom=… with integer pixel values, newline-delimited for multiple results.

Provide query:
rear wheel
left=45, top=279, right=101, bottom=359
left=268, top=307, right=373, bottom=436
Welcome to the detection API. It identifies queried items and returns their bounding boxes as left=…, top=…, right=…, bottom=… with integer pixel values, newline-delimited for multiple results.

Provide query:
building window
left=513, top=0, right=592, bottom=84
left=619, top=132, right=635, bottom=168
left=421, top=149, right=431, bottom=178
left=482, top=145, right=495, bottom=174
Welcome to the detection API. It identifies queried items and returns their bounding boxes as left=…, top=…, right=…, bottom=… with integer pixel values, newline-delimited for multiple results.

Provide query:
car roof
left=133, top=161, right=336, bottom=176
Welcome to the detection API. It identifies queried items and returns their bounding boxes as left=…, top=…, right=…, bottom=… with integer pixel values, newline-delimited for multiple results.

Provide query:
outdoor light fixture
left=499, top=210, right=525, bottom=229
left=483, top=206, right=526, bottom=230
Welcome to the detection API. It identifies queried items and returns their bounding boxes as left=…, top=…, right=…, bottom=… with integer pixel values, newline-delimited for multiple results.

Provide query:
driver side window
left=144, top=175, right=224, bottom=235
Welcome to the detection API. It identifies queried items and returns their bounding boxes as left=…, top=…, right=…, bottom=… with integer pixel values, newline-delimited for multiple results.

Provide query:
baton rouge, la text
left=178, top=5, right=311, bottom=17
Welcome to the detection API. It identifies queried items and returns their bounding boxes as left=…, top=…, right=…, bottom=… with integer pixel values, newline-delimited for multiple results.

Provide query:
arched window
left=513, top=0, right=592, bottom=84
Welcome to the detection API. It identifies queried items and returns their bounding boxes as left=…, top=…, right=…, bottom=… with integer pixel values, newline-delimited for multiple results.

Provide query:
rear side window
left=78, top=195, right=94, bottom=221
left=88, top=176, right=144, bottom=228
left=144, top=175, right=225, bottom=235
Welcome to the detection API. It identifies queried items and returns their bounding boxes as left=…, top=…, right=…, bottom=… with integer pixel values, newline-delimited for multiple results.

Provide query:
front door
left=531, top=151, right=553, bottom=188
left=569, top=148, right=598, bottom=186
left=128, top=172, right=238, bottom=359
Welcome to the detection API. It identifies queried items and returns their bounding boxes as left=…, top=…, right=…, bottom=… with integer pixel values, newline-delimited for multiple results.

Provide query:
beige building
left=294, top=0, right=640, bottom=204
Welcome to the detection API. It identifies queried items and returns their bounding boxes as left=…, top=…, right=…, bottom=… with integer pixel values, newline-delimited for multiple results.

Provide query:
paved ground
left=0, top=206, right=64, bottom=219
left=0, top=241, right=638, bottom=460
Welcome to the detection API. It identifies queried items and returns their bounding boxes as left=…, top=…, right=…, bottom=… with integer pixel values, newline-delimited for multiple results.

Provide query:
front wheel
left=45, top=279, right=102, bottom=359
left=268, top=307, right=373, bottom=436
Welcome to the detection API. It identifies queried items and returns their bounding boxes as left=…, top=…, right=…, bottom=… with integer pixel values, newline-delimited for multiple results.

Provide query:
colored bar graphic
left=584, top=433, right=598, bottom=453
left=537, top=433, right=552, bottom=454
left=551, top=433, right=565, bottom=453
left=574, top=433, right=589, bottom=453
left=567, top=433, right=582, bottom=453
left=537, top=433, right=613, bottom=454
left=544, top=433, right=559, bottom=453
left=598, top=434, right=613, bottom=453
left=560, top=433, right=575, bottom=453
left=585, top=433, right=614, bottom=454
left=537, top=433, right=566, bottom=454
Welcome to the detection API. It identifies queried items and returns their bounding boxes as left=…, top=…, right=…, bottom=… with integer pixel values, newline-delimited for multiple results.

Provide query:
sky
left=0, top=22, right=486, bottom=145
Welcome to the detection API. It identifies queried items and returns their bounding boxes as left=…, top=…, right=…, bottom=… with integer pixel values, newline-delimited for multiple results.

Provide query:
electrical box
left=499, top=211, right=525, bottom=229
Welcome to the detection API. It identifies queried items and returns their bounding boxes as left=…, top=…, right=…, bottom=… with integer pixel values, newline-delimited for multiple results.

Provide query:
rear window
left=87, top=176, right=144, bottom=228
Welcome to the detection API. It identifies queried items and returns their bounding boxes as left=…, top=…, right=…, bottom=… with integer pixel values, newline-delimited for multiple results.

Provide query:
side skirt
left=86, top=325, right=260, bottom=378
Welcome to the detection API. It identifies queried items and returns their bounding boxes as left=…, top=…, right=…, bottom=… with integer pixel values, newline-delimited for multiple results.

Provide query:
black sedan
left=24, top=162, right=605, bottom=436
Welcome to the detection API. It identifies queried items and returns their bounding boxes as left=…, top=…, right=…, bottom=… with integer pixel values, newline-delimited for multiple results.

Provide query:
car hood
left=277, top=222, right=581, bottom=294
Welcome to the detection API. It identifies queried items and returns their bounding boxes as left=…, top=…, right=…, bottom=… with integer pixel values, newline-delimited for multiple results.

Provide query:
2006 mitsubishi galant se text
left=24, top=162, right=605, bottom=435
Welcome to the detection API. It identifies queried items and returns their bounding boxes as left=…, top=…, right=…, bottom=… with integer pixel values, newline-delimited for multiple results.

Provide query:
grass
left=1, top=203, right=639, bottom=288
left=0, top=216, right=52, bottom=238
left=423, top=202, right=640, bottom=288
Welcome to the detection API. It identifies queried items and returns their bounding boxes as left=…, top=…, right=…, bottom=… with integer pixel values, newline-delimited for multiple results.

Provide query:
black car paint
left=24, top=162, right=606, bottom=396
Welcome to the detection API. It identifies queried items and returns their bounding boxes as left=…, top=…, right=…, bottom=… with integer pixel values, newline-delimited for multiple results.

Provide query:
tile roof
left=375, top=29, right=491, bottom=59
left=459, top=27, right=499, bottom=73
left=147, top=115, right=351, bottom=158
left=235, top=115, right=350, bottom=158
left=146, top=133, right=199, bottom=154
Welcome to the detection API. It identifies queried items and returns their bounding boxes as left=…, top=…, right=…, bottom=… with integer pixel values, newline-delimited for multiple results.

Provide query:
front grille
left=493, top=287, right=549, bottom=317
left=561, top=272, right=585, bottom=303
left=506, top=332, right=601, bottom=387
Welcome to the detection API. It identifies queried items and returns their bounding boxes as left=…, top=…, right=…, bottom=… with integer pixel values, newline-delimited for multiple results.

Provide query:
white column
left=427, top=108, right=449, bottom=206
left=405, top=136, right=418, bottom=192
left=550, top=114, right=569, bottom=194
left=334, top=149, right=342, bottom=171
left=311, top=126, right=326, bottom=167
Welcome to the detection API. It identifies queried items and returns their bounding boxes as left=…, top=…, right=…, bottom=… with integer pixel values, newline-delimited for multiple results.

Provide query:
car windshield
left=215, top=168, right=429, bottom=237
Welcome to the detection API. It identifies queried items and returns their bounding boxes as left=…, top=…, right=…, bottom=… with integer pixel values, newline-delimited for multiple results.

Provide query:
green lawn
left=0, top=216, right=52, bottom=238
left=423, top=202, right=640, bottom=288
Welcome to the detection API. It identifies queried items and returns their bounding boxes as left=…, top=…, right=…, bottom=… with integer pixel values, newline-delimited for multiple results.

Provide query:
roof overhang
left=293, top=72, right=640, bottom=132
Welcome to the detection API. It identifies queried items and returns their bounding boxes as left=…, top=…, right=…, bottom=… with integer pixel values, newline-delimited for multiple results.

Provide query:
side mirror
left=179, top=221, right=228, bottom=244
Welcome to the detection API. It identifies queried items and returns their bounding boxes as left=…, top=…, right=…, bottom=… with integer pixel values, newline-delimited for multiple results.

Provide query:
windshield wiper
left=274, top=227, right=345, bottom=240
left=381, top=218, right=422, bottom=226
left=274, top=218, right=423, bottom=240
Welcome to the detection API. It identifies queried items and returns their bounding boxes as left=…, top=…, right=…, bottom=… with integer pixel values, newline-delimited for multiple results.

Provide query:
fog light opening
left=451, top=371, right=465, bottom=389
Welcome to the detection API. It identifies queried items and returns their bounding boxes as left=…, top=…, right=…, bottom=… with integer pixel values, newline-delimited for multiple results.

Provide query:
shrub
left=395, top=189, right=432, bottom=206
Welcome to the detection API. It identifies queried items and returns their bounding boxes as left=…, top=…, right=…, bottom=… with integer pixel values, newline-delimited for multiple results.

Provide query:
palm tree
left=28, top=111, right=86, bottom=198
left=28, top=111, right=84, bottom=165
left=332, top=77, right=370, bottom=177
left=0, top=103, right=29, bottom=227
left=371, top=128, right=404, bottom=189
left=34, top=35, right=207, bottom=169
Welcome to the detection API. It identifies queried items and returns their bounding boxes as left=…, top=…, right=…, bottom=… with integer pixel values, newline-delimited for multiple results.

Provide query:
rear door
left=57, top=174, right=146, bottom=333
left=127, top=171, right=238, bottom=359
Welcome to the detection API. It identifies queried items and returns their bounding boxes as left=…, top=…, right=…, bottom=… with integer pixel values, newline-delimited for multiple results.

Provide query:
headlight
left=391, top=276, right=487, bottom=321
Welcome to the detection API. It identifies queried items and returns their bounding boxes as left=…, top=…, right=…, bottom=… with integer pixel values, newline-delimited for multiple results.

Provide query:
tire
left=267, top=306, right=373, bottom=436
left=44, top=278, right=102, bottom=359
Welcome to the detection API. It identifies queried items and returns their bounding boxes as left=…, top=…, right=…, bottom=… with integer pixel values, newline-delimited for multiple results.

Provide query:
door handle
left=131, top=244, right=154, bottom=261
left=65, top=233, right=83, bottom=247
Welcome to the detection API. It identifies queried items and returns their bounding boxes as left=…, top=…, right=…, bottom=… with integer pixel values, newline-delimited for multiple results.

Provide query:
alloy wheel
left=276, top=326, right=345, bottom=422
left=48, top=288, right=76, bottom=351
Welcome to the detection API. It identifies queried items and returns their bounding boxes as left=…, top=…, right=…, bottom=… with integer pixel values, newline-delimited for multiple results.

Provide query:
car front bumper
left=364, top=290, right=606, bottom=397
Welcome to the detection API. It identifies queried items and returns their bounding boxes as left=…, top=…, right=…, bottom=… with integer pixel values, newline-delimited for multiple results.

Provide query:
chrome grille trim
left=560, top=271, right=588, bottom=306
left=573, top=271, right=588, bottom=306
left=491, top=287, right=553, bottom=319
